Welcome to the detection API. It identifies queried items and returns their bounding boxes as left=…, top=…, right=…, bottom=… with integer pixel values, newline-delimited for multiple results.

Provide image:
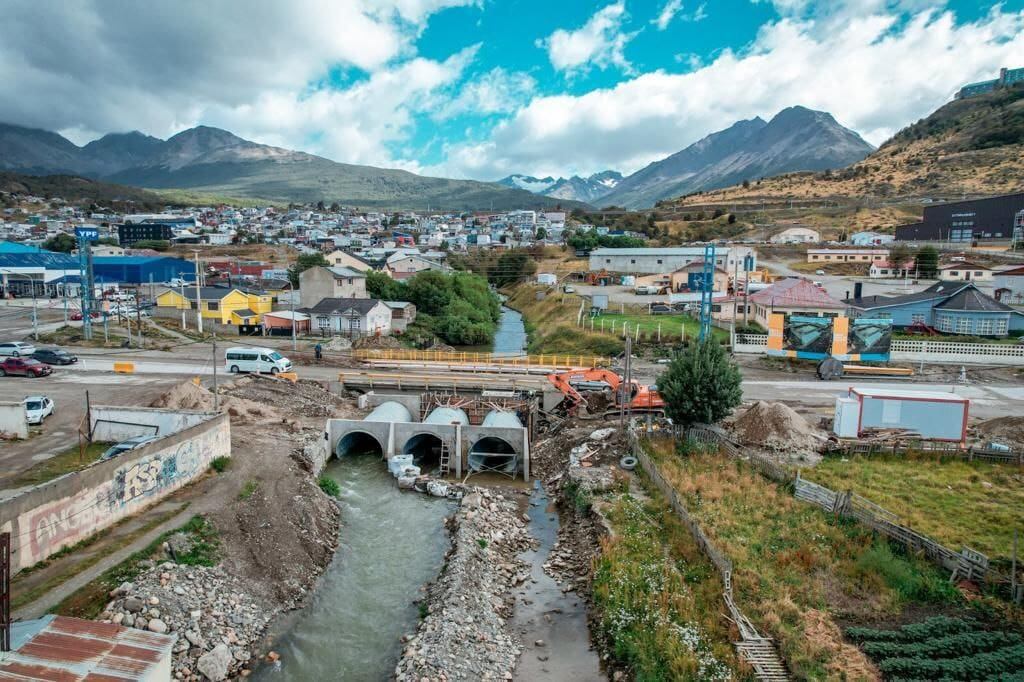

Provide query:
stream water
left=253, top=455, right=454, bottom=681
left=492, top=306, right=528, bottom=356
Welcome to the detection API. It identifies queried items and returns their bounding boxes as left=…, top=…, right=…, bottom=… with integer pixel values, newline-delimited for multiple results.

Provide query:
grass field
left=8, top=441, right=112, bottom=488
left=506, top=284, right=624, bottom=356
left=587, top=311, right=726, bottom=342
left=809, top=453, right=1024, bottom=565
left=647, top=439, right=960, bottom=680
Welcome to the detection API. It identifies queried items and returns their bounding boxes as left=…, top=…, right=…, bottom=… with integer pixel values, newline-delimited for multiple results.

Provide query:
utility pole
left=193, top=252, right=204, bottom=334
left=290, top=286, right=297, bottom=351
left=179, top=274, right=187, bottom=330
left=212, top=337, right=219, bottom=411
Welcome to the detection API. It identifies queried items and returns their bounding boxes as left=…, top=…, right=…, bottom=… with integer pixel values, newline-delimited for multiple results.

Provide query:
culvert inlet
left=336, top=431, right=384, bottom=458
left=468, top=410, right=521, bottom=475
left=402, top=433, right=444, bottom=467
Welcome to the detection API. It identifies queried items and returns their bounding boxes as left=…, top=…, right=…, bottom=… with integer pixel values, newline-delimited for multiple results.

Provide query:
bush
left=318, top=475, right=341, bottom=498
left=209, top=456, right=230, bottom=473
left=853, top=542, right=960, bottom=603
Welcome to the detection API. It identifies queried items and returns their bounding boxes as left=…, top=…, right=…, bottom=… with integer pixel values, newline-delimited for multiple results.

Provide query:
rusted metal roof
left=749, top=277, right=845, bottom=309
left=0, top=616, right=173, bottom=681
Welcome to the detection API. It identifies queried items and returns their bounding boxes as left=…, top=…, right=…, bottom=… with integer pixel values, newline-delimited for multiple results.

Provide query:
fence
left=731, top=333, right=1024, bottom=365
left=687, top=425, right=1022, bottom=600
left=838, top=440, right=1024, bottom=465
left=353, top=348, right=611, bottom=368
left=628, top=429, right=790, bottom=680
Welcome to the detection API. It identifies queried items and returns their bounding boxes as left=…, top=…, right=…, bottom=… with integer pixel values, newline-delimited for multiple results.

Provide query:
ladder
left=735, top=638, right=789, bottom=681
left=438, top=442, right=452, bottom=477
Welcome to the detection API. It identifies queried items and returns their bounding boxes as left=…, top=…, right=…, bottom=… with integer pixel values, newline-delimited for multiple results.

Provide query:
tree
left=316, top=200, right=325, bottom=211
left=97, top=237, right=119, bottom=246
left=133, top=239, right=170, bottom=251
left=491, top=251, right=536, bottom=287
left=727, top=213, right=737, bottom=224
left=43, top=233, right=77, bottom=253
left=535, top=226, right=547, bottom=240
left=366, top=270, right=404, bottom=300
left=287, top=252, right=329, bottom=287
left=329, top=202, right=341, bottom=212
left=742, top=179, right=751, bottom=189
left=914, top=245, right=939, bottom=277
left=888, top=242, right=913, bottom=271
left=658, top=339, right=742, bottom=428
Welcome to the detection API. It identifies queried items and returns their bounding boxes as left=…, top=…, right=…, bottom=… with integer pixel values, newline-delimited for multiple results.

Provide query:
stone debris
left=150, top=380, right=282, bottom=423
left=731, top=400, right=825, bottom=455
left=101, top=562, right=270, bottom=680
left=395, top=488, right=533, bottom=681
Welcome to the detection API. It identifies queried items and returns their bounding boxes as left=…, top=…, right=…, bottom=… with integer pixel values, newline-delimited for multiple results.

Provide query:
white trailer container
left=839, top=387, right=969, bottom=442
left=536, top=273, right=557, bottom=285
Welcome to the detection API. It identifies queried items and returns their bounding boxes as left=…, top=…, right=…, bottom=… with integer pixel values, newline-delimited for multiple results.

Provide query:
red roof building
left=748, top=277, right=845, bottom=327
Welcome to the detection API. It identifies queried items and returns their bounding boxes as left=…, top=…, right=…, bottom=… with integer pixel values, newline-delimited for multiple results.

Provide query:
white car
left=0, top=341, right=37, bottom=357
left=23, top=395, right=54, bottom=425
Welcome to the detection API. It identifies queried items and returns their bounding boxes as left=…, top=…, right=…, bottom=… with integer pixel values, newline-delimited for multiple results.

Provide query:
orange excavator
left=546, top=368, right=665, bottom=416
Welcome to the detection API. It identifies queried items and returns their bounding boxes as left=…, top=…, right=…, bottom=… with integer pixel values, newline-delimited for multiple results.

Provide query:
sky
left=1, top=0, right=1023, bottom=182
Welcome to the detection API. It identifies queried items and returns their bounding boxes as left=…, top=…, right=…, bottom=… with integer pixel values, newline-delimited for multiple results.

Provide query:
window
left=605, top=259, right=610, bottom=264
left=317, top=316, right=330, bottom=329
left=190, top=301, right=197, bottom=309
left=976, top=319, right=993, bottom=335
left=975, top=271, right=983, bottom=277
left=937, top=314, right=954, bottom=332
left=949, top=271, right=959, bottom=276
left=811, top=255, right=820, bottom=260
left=911, top=313, right=926, bottom=324
left=630, top=259, right=636, bottom=264
left=207, top=301, right=219, bottom=311
left=955, top=317, right=971, bottom=334
left=657, top=259, right=663, bottom=265
left=994, top=319, right=1008, bottom=335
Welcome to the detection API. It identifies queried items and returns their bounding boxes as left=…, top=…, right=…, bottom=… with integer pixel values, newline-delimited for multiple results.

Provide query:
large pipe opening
left=402, top=433, right=444, bottom=469
left=468, top=436, right=517, bottom=475
left=336, top=431, right=384, bottom=459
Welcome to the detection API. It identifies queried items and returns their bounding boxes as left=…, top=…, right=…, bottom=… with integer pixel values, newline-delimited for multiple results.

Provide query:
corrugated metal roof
left=749, top=278, right=845, bottom=308
left=0, top=615, right=174, bottom=681
left=92, top=256, right=189, bottom=266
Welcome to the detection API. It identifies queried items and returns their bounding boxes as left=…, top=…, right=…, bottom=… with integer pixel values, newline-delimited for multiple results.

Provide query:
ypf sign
left=75, top=227, right=99, bottom=242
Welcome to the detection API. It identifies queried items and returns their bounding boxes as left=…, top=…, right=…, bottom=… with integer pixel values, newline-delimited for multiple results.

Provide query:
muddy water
left=512, top=481, right=605, bottom=680
left=254, top=455, right=454, bottom=681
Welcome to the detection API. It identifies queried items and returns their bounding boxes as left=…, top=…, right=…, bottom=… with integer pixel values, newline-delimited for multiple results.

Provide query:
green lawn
left=8, top=441, right=112, bottom=488
left=586, top=312, right=727, bottom=342
left=809, top=453, right=1024, bottom=564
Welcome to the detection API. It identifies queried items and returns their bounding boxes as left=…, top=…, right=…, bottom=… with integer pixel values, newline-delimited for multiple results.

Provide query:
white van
left=225, top=347, right=293, bottom=374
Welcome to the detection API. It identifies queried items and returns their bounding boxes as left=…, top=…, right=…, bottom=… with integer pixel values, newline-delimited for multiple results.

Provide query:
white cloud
left=0, top=0, right=477, bottom=169
left=435, top=6, right=1024, bottom=180
left=539, top=2, right=637, bottom=75
left=434, top=68, right=537, bottom=120
left=653, top=0, right=685, bottom=30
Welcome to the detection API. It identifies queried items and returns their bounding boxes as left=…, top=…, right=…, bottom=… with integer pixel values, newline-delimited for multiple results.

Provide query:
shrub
left=318, top=475, right=341, bottom=498
left=853, top=542, right=960, bottom=603
left=658, top=339, right=742, bottom=428
left=209, top=456, right=230, bottom=473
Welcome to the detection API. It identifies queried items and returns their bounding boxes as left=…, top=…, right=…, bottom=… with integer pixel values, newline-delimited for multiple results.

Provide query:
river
left=253, top=455, right=454, bottom=681
left=492, top=306, right=527, bottom=357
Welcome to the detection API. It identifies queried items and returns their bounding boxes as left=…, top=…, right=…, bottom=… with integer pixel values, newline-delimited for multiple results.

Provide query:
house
left=324, top=249, right=374, bottom=271
left=155, top=286, right=273, bottom=325
left=299, top=266, right=367, bottom=308
left=845, top=281, right=1024, bottom=336
left=770, top=226, right=820, bottom=244
left=302, top=297, right=392, bottom=337
left=806, top=248, right=888, bottom=263
left=385, top=254, right=450, bottom=278
left=868, top=260, right=915, bottom=279
left=993, top=265, right=1024, bottom=305
left=263, top=310, right=311, bottom=335
left=588, top=246, right=757, bottom=274
left=937, top=261, right=993, bottom=282
left=748, top=278, right=846, bottom=328
left=384, top=301, right=417, bottom=333
left=670, top=261, right=729, bottom=293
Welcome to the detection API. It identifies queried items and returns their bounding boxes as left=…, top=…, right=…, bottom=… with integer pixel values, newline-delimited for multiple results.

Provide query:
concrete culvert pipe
left=423, top=407, right=469, bottom=426
left=469, top=410, right=522, bottom=474
left=364, top=401, right=413, bottom=423
left=336, top=431, right=384, bottom=458
left=402, top=433, right=445, bottom=467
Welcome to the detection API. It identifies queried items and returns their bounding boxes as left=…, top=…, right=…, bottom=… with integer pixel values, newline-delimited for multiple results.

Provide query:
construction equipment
left=547, top=368, right=664, bottom=415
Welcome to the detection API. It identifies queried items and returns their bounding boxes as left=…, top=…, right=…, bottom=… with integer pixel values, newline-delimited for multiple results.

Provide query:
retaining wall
left=0, top=411, right=229, bottom=572
left=90, top=406, right=211, bottom=442
left=0, top=401, right=28, bottom=440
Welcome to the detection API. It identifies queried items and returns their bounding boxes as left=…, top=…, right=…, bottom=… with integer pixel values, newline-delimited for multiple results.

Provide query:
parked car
left=815, top=269, right=825, bottom=276
left=650, top=304, right=673, bottom=314
left=0, top=357, right=52, bottom=377
left=562, top=285, right=576, bottom=294
left=70, top=311, right=100, bottom=321
left=23, top=395, right=54, bottom=424
left=101, top=435, right=161, bottom=460
left=0, top=341, right=37, bottom=357
left=225, top=347, right=292, bottom=374
left=32, top=348, right=78, bottom=365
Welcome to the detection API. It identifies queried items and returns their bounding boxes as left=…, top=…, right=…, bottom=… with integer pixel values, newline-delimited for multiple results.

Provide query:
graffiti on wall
left=13, top=420, right=228, bottom=570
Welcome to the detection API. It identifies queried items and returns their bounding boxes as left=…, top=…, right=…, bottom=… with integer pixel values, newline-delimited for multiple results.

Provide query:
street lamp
left=0, top=268, right=39, bottom=340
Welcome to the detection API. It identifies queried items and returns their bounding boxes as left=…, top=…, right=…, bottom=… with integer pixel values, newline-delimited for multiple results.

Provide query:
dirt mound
left=974, top=416, right=1024, bottom=449
left=150, top=380, right=283, bottom=422
left=732, top=401, right=824, bottom=454
left=351, top=334, right=402, bottom=349
left=220, top=375, right=350, bottom=419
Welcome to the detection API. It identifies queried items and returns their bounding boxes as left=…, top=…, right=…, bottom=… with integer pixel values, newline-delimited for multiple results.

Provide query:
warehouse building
left=92, top=256, right=195, bottom=284
left=117, top=222, right=175, bottom=246
left=895, top=193, right=1024, bottom=244
left=588, top=246, right=757, bottom=275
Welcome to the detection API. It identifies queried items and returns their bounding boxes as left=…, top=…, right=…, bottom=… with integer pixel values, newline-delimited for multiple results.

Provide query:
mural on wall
left=847, top=318, right=893, bottom=359
left=783, top=316, right=833, bottom=356
left=768, top=314, right=892, bottom=362
left=11, top=420, right=229, bottom=570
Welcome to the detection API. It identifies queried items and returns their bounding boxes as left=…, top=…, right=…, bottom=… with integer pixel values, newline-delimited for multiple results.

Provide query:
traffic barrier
left=277, top=371, right=298, bottom=383
left=113, top=361, right=135, bottom=374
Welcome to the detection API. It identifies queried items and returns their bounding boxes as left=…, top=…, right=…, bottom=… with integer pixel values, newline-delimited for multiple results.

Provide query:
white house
left=302, top=297, right=392, bottom=337
left=770, top=226, right=820, bottom=244
left=994, top=265, right=1024, bottom=304
left=386, top=254, right=450, bottom=279
left=868, top=260, right=915, bottom=278
left=938, top=262, right=993, bottom=282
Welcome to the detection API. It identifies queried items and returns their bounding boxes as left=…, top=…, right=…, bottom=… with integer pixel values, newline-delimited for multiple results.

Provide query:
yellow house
left=155, top=287, right=273, bottom=325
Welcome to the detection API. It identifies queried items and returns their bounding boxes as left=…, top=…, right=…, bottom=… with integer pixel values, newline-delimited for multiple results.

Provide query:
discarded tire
left=619, top=456, right=638, bottom=471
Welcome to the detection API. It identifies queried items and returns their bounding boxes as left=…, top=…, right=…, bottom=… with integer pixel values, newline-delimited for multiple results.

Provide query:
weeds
left=564, top=481, right=594, bottom=512
left=476, top=538, right=488, bottom=549
left=209, top=456, right=231, bottom=473
left=317, top=475, right=341, bottom=498
left=237, top=479, right=259, bottom=501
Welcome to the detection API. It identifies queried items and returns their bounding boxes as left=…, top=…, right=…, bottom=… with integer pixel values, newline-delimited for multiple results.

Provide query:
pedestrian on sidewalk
left=314, top=342, right=323, bottom=362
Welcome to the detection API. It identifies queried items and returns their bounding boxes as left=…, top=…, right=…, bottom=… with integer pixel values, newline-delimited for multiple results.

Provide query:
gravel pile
left=100, top=562, right=271, bottom=681
left=732, top=400, right=824, bottom=455
left=395, top=488, right=533, bottom=681
left=220, top=375, right=344, bottom=418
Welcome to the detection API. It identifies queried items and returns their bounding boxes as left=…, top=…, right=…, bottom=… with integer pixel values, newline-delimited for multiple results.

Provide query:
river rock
left=197, top=643, right=232, bottom=681
left=123, top=596, right=144, bottom=613
left=148, top=618, right=168, bottom=634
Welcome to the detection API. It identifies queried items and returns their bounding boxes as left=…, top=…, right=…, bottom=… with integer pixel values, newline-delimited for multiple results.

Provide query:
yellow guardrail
left=337, top=371, right=544, bottom=390
left=113, top=361, right=135, bottom=374
left=277, top=371, right=299, bottom=383
left=352, top=348, right=610, bottom=368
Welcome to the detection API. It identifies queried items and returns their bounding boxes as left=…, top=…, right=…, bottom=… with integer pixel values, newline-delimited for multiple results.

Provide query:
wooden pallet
left=736, top=638, right=789, bottom=681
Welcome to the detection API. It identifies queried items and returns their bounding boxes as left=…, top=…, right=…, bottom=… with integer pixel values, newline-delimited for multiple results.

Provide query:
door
left=965, top=271, right=971, bottom=280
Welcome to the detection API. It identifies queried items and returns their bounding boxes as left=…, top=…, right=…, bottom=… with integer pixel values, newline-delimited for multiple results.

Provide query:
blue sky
left=3, top=0, right=1023, bottom=181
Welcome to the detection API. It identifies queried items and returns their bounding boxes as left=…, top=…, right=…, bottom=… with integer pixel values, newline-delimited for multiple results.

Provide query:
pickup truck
left=0, top=358, right=53, bottom=377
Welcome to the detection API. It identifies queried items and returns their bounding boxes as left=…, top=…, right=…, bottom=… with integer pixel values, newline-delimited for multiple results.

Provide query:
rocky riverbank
left=395, top=487, right=533, bottom=681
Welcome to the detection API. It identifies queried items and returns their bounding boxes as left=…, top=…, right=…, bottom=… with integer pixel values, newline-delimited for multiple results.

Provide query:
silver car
left=0, top=341, right=37, bottom=357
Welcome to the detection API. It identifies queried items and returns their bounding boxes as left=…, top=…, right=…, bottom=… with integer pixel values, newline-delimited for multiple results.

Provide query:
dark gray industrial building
left=117, top=222, right=175, bottom=246
left=895, top=193, right=1024, bottom=244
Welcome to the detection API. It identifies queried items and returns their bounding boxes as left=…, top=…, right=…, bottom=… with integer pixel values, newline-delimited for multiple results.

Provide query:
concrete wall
left=358, top=392, right=422, bottom=416
left=0, top=401, right=28, bottom=440
left=0, top=413, right=229, bottom=572
left=91, top=406, right=211, bottom=442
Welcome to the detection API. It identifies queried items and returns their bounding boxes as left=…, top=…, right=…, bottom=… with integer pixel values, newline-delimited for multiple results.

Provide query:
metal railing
left=353, top=348, right=611, bottom=368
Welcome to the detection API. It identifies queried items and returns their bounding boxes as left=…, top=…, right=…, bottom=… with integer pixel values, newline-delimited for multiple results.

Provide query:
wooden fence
left=629, top=429, right=790, bottom=681
left=685, top=425, right=1022, bottom=601
left=839, top=440, right=1024, bottom=465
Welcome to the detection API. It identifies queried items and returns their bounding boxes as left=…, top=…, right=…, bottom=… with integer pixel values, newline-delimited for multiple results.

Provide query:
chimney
left=853, top=282, right=863, bottom=300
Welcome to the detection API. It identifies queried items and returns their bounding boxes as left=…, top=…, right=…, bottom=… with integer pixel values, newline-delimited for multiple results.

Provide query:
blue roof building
left=846, top=281, right=1024, bottom=337
left=0, top=240, right=49, bottom=254
left=91, top=256, right=196, bottom=284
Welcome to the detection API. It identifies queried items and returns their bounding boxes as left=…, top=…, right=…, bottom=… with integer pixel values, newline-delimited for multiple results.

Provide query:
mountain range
left=0, top=124, right=579, bottom=211
left=497, top=170, right=623, bottom=203
left=596, top=106, right=874, bottom=209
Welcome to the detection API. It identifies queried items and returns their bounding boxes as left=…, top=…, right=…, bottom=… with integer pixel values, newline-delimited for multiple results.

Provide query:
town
left=1, top=4, right=1024, bottom=681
